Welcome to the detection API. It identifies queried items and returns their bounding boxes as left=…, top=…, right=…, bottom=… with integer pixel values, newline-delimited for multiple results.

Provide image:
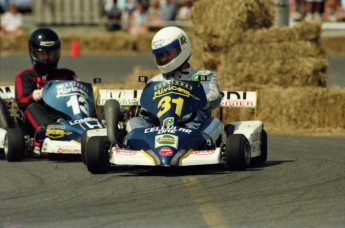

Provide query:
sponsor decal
left=113, top=147, right=137, bottom=155
left=56, top=81, right=89, bottom=98
left=220, top=100, right=255, bottom=107
left=46, top=129, right=72, bottom=139
left=179, top=35, right=187, bottom=47
left=144, top=126, right=192, bottom=134
left=159, top=147, right=173, bottom=156
left=153, top=85, right=199, bottom=100
left=40, top=41, right=55, bottom=47
left=99, top=98, right=139, bottom=106
left=57, top=148, right=80, bottom=154
left=153, top=81, right=198, bottom=100
left=191, top=150, right=215, bottom=155
left=155, top=134, right=178, bottom=149
left=69, top=117, right=101, bottom=126
left=47, top=125, right=65, bottom=129
left=221, top=91, right=256, bottom=107
left=163, top=117, right=174, bottom=126
left=152, top=38, right=165, bottom=48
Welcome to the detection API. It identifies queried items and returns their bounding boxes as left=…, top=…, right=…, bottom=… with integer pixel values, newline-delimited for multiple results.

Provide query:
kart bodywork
left=84, top=77, right=267, bottom=174
left=0, top=80, right=103, bottom=161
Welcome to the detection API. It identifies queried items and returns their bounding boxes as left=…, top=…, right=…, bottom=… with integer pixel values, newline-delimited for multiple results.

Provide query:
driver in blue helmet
left=126, top=26, right=223, bottom=144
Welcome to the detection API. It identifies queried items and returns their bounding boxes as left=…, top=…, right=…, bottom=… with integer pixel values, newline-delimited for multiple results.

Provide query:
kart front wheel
left=4, top=128, right=25, bottom=162
left=81, top=130, right=88, bottom=165
left=85, top=136, right=110, bottom=174
left=224, top=134, right=251, bottom=171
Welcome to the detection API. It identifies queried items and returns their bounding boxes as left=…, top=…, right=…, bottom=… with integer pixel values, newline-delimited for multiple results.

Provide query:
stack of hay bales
left=191, top=0, right=345, bottom=135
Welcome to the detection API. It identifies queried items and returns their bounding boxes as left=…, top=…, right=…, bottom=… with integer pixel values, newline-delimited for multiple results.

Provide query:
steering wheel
left=178, top=111, right=197, bottom=127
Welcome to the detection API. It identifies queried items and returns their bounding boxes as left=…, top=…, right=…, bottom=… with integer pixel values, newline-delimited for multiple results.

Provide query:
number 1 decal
left=157, top=96, right=184, bottom=118
left=66, top=95, right=90, bottom=116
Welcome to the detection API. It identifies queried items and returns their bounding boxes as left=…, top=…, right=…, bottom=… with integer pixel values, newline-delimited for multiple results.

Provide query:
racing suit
left=15, top=67, right=78, bottom=135
left=126, top=67, right=223, bottom=143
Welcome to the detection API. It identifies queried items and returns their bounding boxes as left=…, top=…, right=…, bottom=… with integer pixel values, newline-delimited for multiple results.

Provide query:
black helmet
left=29, top=28, right=61, bottom=72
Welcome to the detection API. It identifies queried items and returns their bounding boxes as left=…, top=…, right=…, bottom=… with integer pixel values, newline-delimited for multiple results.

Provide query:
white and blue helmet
left=151, top=26, right=192, bottom=74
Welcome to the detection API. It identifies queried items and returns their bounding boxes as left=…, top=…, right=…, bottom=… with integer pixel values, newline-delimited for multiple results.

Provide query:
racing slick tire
left=85, top=136, right=110, bottom=174
left=104, top=99, right=122, bottom=146
left=224, top=134, right=251, bottom=171
left=0, top=99, right=10, bottom=130
left=250, top=129, right=268, bottom=166
left=4, top=128, right=25, bottom=162
left=81, top=130, right=88, bottom=165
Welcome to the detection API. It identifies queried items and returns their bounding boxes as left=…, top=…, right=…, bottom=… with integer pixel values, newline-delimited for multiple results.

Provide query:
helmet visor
left=153, top=39, right=182, bottom=66
left=31, top=48, right=60, bottom=64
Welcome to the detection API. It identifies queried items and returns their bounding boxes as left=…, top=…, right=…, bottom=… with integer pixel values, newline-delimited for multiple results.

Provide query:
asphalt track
left=0, top=54, right=345, bottom=227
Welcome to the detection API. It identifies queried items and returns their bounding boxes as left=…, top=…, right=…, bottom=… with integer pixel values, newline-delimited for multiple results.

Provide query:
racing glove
left=33, top=89, right=43, bottom=102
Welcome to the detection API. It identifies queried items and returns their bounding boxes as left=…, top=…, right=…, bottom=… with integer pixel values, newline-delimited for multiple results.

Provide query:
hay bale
left=217, top=86, right=345, bottom=135
left=0, top=34, right=28, bottom=53
left=191, top=0, right=274, bottom=54
left=190, top=0, right=345, bottom=134
left=256, top=86, right=345, bottom=134
left=217, top=56, right=328, bottom=88
left=321, top=36, right=345, bottom=55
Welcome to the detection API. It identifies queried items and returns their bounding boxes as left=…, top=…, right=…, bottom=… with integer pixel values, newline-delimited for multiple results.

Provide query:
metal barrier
left=33, top=0, right=104, bottom=25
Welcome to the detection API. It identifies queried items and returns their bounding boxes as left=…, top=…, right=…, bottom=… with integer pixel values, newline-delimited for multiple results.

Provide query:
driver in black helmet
left=15, top=28, right=79, bottom=146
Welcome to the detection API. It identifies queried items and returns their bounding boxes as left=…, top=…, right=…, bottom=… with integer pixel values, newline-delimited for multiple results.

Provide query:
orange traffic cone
left=70, top=39, right=80, bottom=57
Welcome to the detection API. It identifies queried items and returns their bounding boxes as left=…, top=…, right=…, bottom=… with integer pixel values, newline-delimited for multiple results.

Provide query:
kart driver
left=126, top=26, right=223, bottom=143
left=15, top=28, right=79, bottom=139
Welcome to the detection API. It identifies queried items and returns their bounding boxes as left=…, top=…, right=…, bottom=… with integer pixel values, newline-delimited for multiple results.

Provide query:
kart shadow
left=46, top=154, right=82, bottom=163
left=0, top=153, right=82, bottom=162
left=109, top=160, right=294, bottom=176
left=112, top=165, right=228, bottom=177
left=248, top=160, right=294, bottom=171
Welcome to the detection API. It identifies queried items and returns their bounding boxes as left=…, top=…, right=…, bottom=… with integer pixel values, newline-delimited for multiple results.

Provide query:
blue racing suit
left=126, top=67, right=223, bottom=143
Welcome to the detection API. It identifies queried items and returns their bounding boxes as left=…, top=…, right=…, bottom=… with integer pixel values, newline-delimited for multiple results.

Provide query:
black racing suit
left=15, top=67, right=78, bottom=135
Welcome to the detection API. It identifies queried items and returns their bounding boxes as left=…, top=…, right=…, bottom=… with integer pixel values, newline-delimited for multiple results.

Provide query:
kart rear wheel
left=85, top=136, right=110, bottom=174
left=251, top=129, right=267, bottom=166
left=4, top=128, right=25, bottom=162
left=224, top=134, right=250, bottom=171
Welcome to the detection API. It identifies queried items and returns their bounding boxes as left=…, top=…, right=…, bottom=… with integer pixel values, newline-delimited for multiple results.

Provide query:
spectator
left=159, top=0, right=176, bottom=21
left=104, top=0, right=122, bottom=31
left=120, top=0, right=138, bottom=31
left=129, top=2, right=147, bottom=36
left=338, top=0, right=345, bottom=20
left=304, top=0, right=325, bottom=21
left=145, top=0, right=163, bottom=31
left=0, top=3, right=24, bottom=36
left=176, top=0, right=193, bottom=21
left=289, top=0, right=305, bottom=21
left=324, top=0, right=345, bottom=21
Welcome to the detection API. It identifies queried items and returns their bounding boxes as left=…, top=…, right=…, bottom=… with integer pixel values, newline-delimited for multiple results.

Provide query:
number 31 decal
left=157, top=96, right=184, bottom=118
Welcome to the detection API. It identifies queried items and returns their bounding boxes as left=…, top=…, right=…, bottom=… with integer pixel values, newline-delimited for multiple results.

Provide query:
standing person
left=304, top=0, right=325, bottom=21
left=176, top=0, right=193, bottom=21
left=145, top=0, right=163, bottom=31
left=159, top=0, right=176, bottom=21
left=0, top=3, right=24, bottom=36
left=128, top=2, right=147, bottom=36
left=104, top=0, right=122, bottom=31
left=126, top=26, right=223, bottom=143
left=15, top=28, right=79, bottom=145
